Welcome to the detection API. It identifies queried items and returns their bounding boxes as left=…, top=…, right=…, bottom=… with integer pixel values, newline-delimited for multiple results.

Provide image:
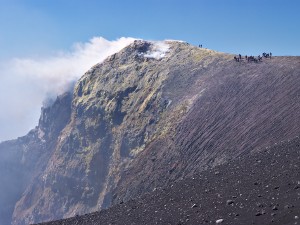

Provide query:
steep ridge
left=1, top=40, right=299, bottom=224
left=0, top=92, right=72, bottom=225
left=37, top=136, right=300, bottom=225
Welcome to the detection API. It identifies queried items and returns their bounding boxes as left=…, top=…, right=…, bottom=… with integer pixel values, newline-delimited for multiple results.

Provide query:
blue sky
left=0, top=0, right=300, bottom=141
left=1, top=0, right=300, bottom=58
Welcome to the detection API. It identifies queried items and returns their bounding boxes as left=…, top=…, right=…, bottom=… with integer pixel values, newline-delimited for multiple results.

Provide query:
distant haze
left=0, top=37, right=135, bottom=141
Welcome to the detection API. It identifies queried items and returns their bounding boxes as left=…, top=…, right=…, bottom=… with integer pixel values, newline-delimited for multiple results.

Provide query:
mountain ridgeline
left=0, top=40, right=300, bottom=225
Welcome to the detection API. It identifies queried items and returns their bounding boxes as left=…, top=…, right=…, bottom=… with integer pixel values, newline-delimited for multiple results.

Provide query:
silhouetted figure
left=270, top=52, right=272, bottom=59
left=258, top=55, right=262, bottom=62
left=239, top=54, right=242, bottom=60
left=245, top=55, right=248, bottom=60
left=263, top=52, right=269, bottom=58
left=247, top=56, right=258, bottom=63
left=234, top=56, right=242, bottom=62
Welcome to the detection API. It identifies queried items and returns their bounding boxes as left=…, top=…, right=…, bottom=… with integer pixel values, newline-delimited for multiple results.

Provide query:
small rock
left=191, top=204, right=198, bottom=208
left=216, top=219, right=224, bottom=223
left=226, top=200, right=234, bottom=205
left=295, top=216, right=299, bottom=219
left=256, top=211, right=264, bottom=216
left=284, top=205, right=294, bottom=209
left=215, top=171, right=220, bottom=175
left=257, top=203, right=264, bottom=208
left=272, top=206, right=278, bottom=210
left=271, top=213, right=276, bottom=217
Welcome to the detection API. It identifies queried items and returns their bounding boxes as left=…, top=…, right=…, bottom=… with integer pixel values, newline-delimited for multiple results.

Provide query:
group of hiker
left=234, top=52, right=272, bottom=63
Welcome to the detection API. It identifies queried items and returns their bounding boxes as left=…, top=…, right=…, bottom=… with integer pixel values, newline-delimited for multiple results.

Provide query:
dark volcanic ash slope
left=2, top=40, right=300, bottom=225
left=37, top=136, right=300, bottom=225
left=113, top=54, right=300, bottom=204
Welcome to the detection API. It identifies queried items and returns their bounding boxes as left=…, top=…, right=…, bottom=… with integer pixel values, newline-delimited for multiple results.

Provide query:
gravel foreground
left=37, top=137, right=300, bottom=225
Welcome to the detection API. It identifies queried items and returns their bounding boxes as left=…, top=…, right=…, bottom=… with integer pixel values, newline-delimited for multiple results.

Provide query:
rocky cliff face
left=1, top=40, right=300, bottom=225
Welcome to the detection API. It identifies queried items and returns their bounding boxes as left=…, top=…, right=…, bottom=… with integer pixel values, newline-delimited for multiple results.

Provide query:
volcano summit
left=0, top=40, right=299, bottom=225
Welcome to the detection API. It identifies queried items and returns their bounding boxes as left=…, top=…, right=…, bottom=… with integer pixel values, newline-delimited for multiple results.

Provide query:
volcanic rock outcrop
left=0, top=40, right=300, bottom=225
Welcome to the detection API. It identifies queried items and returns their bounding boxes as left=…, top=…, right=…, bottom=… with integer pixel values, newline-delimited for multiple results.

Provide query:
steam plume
left=0, top=37, right=135, bottom=141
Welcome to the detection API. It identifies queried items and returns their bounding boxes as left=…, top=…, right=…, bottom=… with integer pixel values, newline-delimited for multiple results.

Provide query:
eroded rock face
left=3, top=40, right=300, bottom=225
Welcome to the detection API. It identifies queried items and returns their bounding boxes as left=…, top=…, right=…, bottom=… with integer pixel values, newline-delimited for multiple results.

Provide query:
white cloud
left=0, top=37, right=135, bottom=141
